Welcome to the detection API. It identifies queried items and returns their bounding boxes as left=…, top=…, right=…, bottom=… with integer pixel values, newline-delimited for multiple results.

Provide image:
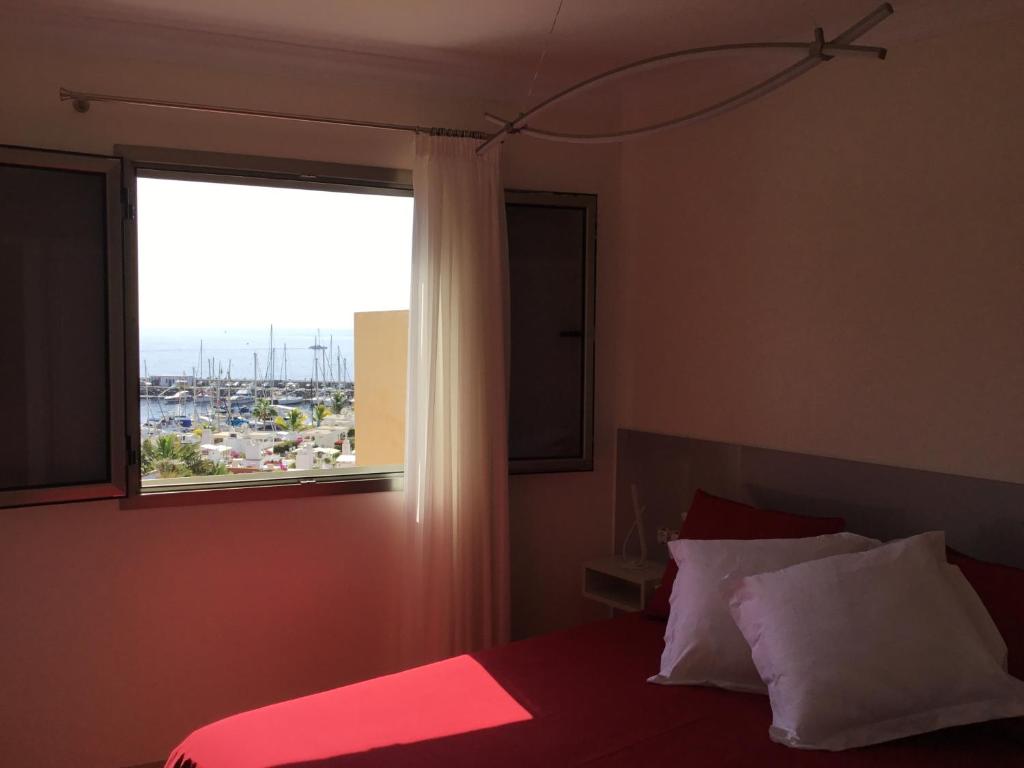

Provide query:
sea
left=140, top=327, right=354, bottom=383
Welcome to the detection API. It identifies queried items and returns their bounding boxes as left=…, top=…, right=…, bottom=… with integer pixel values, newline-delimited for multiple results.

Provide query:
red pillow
left=947, top=548, right=1024, bottom=679
left=644, top=489, right=845, bottom=619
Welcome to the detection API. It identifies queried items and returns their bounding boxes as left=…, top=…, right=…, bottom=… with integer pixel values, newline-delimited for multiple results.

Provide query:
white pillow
left=649, top=532, right=879, bottom=693
left=729, top=531, right=1024, bottom=751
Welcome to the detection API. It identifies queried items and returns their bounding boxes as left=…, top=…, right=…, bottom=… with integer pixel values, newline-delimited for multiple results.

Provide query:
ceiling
left=5, top=0, right=1023, bottom=95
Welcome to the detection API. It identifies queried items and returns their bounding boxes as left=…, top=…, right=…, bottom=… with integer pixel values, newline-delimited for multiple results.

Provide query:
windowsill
left=121, top=469, right=403, bottom=509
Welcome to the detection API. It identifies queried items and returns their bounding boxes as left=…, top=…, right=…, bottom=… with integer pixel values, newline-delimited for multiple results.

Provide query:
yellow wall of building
left=353, top=310, right=408, bottom=466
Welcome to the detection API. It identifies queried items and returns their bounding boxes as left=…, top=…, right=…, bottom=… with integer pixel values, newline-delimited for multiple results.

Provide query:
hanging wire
left=525, top=0, right=566, bottom=103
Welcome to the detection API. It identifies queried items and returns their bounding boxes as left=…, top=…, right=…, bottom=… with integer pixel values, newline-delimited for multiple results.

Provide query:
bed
left=167, top=433, right=1024, bottom=767
left=167, top=612, right=1023, bottom=768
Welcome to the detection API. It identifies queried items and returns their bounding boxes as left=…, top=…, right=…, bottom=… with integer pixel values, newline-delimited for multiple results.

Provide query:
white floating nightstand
left=582, top=556, right=664, bottom=612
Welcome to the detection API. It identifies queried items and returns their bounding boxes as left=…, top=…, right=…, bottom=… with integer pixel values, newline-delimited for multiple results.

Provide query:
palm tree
left=151, top=434, right=189, bottom=476
left=331, top=391, right=346, bottom=414
left=252, top=398, right=274, bottom=423
left=140, top=438, right=157, bottom=475
left=313, top=403, right=328, bottom=427
left=154, top=433, right=179, bottom=460
left=276, top=408, right=306, bottom=432
left=141, top=433, right=229, bottom=479
left=175, top=442, right=204, bottom=474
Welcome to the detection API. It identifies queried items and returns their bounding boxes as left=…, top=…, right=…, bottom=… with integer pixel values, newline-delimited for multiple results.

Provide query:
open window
left=0, top=146, right=126, bottom=508
left=506, top=191, right=596, bottom=473
left=1, top=143, right=596, bottom=509
left=121, top=147, right=413, bottom=496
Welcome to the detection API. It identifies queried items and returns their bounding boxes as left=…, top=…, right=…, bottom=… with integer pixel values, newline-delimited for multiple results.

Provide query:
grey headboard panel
left=614, top=430, right=1024, bottom=568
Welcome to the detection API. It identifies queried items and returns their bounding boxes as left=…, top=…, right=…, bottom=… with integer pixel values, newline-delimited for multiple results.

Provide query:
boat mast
left=310, top=330, right=328, bottom=404
left=207, top=355, right=213, bottom=425
left=328, top=335, right=334, bottom=385
left=311, top=332, right=318, bottom=403
left=196, top=340, right=203, bottom=424
left=216, top=359, right=223, bottom=431
left=143, top=359, right=149, bottom=426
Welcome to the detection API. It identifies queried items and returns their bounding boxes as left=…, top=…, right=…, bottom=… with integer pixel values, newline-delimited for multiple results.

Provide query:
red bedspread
left=167, top=614, right=1024, bottom=767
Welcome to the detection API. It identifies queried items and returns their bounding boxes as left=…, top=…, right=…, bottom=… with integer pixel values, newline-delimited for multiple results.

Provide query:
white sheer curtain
left=402, top=134, right=510, bottom=665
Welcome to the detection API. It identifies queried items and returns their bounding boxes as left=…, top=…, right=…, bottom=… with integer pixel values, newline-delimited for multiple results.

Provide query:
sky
left=136, top=176, right=413, bottom=331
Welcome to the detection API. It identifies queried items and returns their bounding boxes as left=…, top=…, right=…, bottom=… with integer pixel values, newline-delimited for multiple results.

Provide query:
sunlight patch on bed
left=173, top=655, right=532, bottom=767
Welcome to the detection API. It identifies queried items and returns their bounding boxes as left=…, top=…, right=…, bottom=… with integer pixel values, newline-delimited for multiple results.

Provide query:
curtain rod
left=57, top=88, right=492, bottom=141
left=59, top=3, right=893, bottom=154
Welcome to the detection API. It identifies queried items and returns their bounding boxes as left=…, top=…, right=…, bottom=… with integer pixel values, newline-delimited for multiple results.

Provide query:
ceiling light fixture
left=60, top=4, right=894, bottom=154
left=475, top=3, right=894, bottom=153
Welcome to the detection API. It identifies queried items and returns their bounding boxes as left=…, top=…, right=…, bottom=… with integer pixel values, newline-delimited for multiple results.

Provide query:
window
left=123, top=148, right=413, bottom=495
left=1, top=143, right=596, bottom=509
left=0, top=146, right=126, bottom=508
left=506, top=192, right=596, bottom=473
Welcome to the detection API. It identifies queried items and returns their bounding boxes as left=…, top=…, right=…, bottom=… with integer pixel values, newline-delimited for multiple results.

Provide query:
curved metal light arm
left=57, top=4, right=893, bottom=153
left=485, top=54, right=824, bottom=145
left=476, top=3, right=893, bottom=153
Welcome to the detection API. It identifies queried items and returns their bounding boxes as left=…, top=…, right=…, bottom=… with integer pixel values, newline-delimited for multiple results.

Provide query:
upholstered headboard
left=614, top=430, right=1024, bottom=568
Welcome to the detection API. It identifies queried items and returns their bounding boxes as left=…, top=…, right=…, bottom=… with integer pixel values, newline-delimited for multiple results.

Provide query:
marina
left=140, top=328, right=359, bottom=481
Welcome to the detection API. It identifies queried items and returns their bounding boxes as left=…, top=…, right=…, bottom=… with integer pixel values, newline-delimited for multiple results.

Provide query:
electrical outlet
left=656, top=528, right=679, bottom=544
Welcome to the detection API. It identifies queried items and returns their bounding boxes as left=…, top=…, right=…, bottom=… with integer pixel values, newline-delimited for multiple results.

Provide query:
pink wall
left=619, top=12, right=1024, bottom=485
left=11, top=6, right=1021, bottom=767
left=504, top=138, right=626, bottom=642
left=0, top=493, right=408, bottom=766
left=0, top=14, right=625, bottom=768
